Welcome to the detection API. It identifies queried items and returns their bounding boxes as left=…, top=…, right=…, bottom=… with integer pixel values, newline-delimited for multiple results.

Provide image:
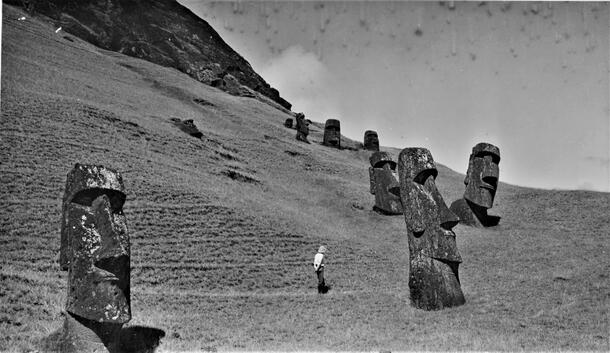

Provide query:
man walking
left=313, top=246, right=329, bottom=294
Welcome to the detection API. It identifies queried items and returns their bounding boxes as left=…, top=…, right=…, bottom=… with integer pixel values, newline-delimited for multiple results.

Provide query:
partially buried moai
left=449, top=142, right=501, bottom=227
left=59, top=164, right=131, bottom=352
left=284, top=118, right=293, bottom=129
left=323, top=119, right=341, bottom=148
left=393, top=148, right=465, bottom=310
left=363, top=130, right=379, bottom=151
left=295, top=113, right=310, bottom=143
left=369, top=151, right=402, bottom=215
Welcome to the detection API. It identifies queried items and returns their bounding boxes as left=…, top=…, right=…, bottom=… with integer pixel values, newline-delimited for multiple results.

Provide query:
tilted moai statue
left=363, top=130, right=380, bottom=151
left=369, top=151, right=402, bottom=215
left=393, top=148, right=465, bottom=310
left=323, top=119, right=341, bottom=148
left=284, top=118, right=293, bottom=129
left=295, top=113, right=310, bottom=143
left=59, top=164, right=131, bottom=352
left=170, top=118, right=203, bottom=139
left=449, top=142, right=501, bottom=227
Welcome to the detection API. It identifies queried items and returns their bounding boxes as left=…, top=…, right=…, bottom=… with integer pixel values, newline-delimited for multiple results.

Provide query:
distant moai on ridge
left=295, top=113, right=310, bottom=143
left=284, top=118, right=293, bottom=129
left=393, top=148, right=465, bottom=310
left=323, top=119, right=341, bottom=148
left=59, top=164, right=132, bottom=352
left=369, top=151, right=403, bottom=215
left=363, top=130, right=380, bottom=151
left=449, top=142, right=501, bottom=227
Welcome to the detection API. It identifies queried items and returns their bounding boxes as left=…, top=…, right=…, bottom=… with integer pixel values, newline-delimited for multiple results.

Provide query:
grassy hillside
left=1, top=5, right=608, bottom=352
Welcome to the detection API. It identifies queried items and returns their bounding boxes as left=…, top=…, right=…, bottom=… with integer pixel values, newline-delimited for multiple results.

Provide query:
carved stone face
left=363, top=130, right=379, bottom=151
left=369, top=152, right=402, bottom=215
left=295, top=113, right=309, bottom=141
left=61, top=164, right=130, bottom=323
left=464, top=143, right=500, bottom=209
left=323, top=119, right=341, bottom=148
left=394, top=148, right=465, bottom=310
left=396, top=148, right=461, bottom=262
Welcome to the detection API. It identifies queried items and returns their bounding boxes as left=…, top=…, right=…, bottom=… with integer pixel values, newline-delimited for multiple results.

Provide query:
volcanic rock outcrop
left=9, top=0, right=291, bottom=110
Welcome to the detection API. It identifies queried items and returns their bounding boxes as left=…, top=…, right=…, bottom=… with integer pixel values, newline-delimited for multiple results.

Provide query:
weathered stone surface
left=59, top=312, right=121, bottom=353
left=284, top=118, right=293, bottom=129
left=394, top=148, right=465, bottom=310
left=364, top=130, right=380, bottom=151
left=449, top=142, right=501, bottom=227
left=170, top=118, right=203, bottom=139
left=323, top=119, right=341, bottom=148
left=368, top=151, right=402, bottom=215
left=66, top=193, right=130, bottom=323
left=57, top=164, right=133, bottom=352
left=60, top=164, right=126, bottom=270
left=52, top=314, right=165, bottom=353
left=295, top=113, right=310, bottom=143
left=222, top=73, right=256, bottom=98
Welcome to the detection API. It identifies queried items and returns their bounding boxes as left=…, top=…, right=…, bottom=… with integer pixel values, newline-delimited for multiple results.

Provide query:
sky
left=179, top=1, right=609, bottom=192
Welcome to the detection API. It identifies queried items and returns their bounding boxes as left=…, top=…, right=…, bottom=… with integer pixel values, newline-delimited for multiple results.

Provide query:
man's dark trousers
left=316, top=267, right=326, bottom=293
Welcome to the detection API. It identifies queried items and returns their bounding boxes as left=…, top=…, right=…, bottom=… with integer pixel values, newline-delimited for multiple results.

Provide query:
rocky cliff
left=9, top=0, right=292, bottom=110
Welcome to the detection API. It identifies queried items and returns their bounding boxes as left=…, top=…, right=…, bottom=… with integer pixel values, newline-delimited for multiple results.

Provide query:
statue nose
left=483, top=162, right=499, bottom=179
left=439, top=202, right=459, bottom=230
left=482, top=176, right=498, bottom=188
left=389, top=186, right=400, bottom=197
left=387, top=174, right=400, bottom=195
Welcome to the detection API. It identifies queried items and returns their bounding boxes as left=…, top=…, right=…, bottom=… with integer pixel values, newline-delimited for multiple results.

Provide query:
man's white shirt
left=313, top=253, right=324, bottom=271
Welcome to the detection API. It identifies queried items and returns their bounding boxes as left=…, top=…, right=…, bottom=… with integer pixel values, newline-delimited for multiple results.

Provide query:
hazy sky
left=179, top=1, right=609, bottom=192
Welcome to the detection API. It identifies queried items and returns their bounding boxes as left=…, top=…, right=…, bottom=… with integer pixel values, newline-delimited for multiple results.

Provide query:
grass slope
left=1, top=5, right=608, bottom=352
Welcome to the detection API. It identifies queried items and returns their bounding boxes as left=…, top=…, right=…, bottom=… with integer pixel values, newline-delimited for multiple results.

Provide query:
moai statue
left=284, top=118, right=293, bottom=129
left=59, top=164, right=131, bottom=352
left=449, top=142, right=501, bottom=227
left=170, top=118, right=203, bottom=139
left=369, top=151, right=402, bottom=215
left=393, top=148, right=465, bottom=310
left=363, top=130, right=380, bottom=151
left=323, top=119, right=341, bottom=148
left=295, top=113, right=310, bottom=143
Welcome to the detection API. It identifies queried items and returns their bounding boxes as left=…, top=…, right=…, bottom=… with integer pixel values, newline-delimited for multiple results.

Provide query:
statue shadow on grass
left=41, top=320, right=166, bottom=353
left=118, top=326, right=166, bottom=353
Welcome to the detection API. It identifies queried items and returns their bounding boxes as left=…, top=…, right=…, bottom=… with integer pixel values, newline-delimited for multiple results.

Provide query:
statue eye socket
left=475, top=152, right=500, bottom=164
left=414, top=169, right=438, bottom=185
left=71, top=188, right=125, bottom=213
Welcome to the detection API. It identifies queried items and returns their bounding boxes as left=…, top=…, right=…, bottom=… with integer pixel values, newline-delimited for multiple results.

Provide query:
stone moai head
left=284, top=118, right=293, bottom=129
left=60, top=164, right=130, bottom=324
left=323, top=119, right=341, bottom=148
left=394, top=148, right=465, bottom=310
left=363, top=130, right=380, bottom=151
left=368, top=151, right=402, bottom=215
left=463, top=142, right=500, bottom=209
left=295, top=113, right=310, bottom=143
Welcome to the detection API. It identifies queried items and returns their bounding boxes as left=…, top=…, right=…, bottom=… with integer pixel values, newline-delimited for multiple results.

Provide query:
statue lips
left=481, top=183, right=496, bottom=191
left=92, top=266, right=121, bottom=285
